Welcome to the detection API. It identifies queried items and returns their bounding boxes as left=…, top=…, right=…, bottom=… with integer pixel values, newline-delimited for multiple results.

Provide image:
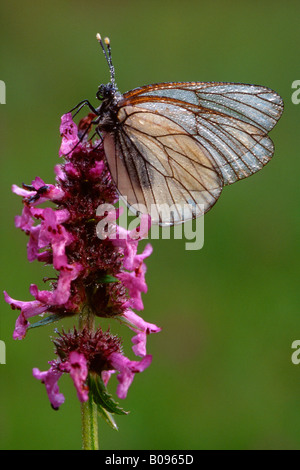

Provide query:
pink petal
left=33, top=262, right=82, bottom=306
left=109, top=352, right=152, bottom=399
left=122, top=309, right=161, bottom=357
left=89, top=160, right=105, bottom=179
left=132, top=243, right=153, bottom=270
left=54, top=164, right=66, bottom=182
left=15, top=206, right=34, bottom=232
left=33, top=365, right=65, bottom=410
left=31, top=176, right=46, bottom=190
left=59, top=113, right=80, bottom=157
left=12, top=184, right=36, bottom=198
left=59, top=352, right=89, bottom=403
left=101, top=370, right=115, bottom=387
left=4, top=291, right=48, bottom=340
left=64, top=162, right=81, bottom=178
left=27, top=225, right=41, bottom=262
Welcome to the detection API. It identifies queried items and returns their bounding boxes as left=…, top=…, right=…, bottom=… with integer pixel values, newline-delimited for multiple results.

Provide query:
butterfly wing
left=103, top=82, right=283, bottom=225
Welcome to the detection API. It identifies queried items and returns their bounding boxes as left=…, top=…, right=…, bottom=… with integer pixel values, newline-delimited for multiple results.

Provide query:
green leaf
left=28, top=313, right=67, bottom=330
left=97, top=406, right=119, bottom=431
left=89, top=374, right=128, bottom=416
left=98, top=274, right=119, bottom=284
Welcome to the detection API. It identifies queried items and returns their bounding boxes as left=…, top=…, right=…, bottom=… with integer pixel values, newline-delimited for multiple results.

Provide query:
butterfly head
left=95, top=34, right=122, bottom=127
left=96, top=83, right=115, bottom=101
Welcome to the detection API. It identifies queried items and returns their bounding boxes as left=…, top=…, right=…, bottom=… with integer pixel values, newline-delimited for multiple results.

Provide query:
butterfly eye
left=96, top=85, right=104, bottom=101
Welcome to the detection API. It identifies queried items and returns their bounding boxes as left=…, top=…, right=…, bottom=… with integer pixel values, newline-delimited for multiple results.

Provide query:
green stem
left=81, top=389, right=99, bottom=450
left=79, top=306, right=99, bottom=450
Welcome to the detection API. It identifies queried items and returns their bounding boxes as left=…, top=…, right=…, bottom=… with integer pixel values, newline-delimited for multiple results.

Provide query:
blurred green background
left=0, top=0, right=299, bottom=450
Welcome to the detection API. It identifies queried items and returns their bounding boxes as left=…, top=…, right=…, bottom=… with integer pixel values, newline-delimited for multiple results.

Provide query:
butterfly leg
left=68, top=99, right=99, bottom=118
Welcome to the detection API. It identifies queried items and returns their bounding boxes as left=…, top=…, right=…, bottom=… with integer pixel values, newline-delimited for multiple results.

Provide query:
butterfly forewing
left=104, top=106, right=222, bottom=224
left=103, top=81, right=283, bottom=225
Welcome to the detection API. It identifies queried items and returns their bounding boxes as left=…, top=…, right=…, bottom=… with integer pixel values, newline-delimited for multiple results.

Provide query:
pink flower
left=109, top=352, right=152, bottom=399
left=32, top=363, right=65, bottom=410
left=4, top=258, right=82, bottom=339
left=30, top=207, right=73, bottom=269
left=117, top=243, right=152, bottom=311
left=59, top=113, right=80, bottom=157
left=31, top=262, right=82, bottom=306
left=122, top=309, right=161, bottom=357
left=110, top=214, right=151, bottom=270
left=4, top=288, right=48, bottom=340
left=33, top=327, right=153, bottom=409
left=89, top=160, right=105, bottom=179
left=109, top=216, right=153, bottom=312
left=33, top=352, right=89, bottom=409
left=58, top=351, right=89, bottom=402
left=12, top=176, right=65, bottom=203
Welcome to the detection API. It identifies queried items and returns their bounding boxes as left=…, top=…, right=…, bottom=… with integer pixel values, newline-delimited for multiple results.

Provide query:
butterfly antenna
left=96, top=33, right=116, bottom=87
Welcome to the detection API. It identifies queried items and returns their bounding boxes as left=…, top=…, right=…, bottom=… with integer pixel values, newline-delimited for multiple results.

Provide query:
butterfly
left=71, top=34, right=284, bottom=226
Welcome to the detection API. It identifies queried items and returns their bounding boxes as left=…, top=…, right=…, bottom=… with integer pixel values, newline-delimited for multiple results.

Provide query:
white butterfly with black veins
left=72, top=34, right=284, bottom=226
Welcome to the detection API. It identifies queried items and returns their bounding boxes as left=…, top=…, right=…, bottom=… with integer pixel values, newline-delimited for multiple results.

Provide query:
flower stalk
left=81, top=380, right=99, bottom=450
left=79, top=304, right=99, bottom=449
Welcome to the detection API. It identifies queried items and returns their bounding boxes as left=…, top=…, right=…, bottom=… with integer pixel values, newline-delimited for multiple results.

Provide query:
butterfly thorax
left=96, top=82, right=122, bottom=132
